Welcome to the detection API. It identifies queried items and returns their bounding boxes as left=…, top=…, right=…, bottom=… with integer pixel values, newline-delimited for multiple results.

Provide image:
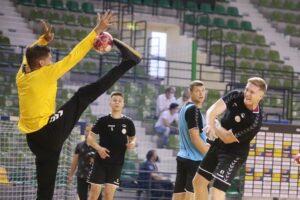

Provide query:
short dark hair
left=169, top=102, right=179, bottom=110
left=189, top=80, right=204, bottom=91
left=25, top=45, right=50, bottom=70
left=146, top=150, right=155, bottom=161
left=110, top=91, right=123, bottom=98
left=165, top=86, right=175, bottom=93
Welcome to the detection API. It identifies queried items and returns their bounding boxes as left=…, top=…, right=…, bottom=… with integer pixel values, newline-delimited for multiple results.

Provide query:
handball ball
left=293, top=154, right=300, bottom=165
left=93, top=32, right=113, bottom=54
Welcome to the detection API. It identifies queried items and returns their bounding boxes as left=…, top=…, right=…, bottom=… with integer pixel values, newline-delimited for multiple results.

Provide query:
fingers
left=101, top=148, right=110, bottom=159
left=48, top=25, right=53, bottom=34
left=39, top=19, right=47, bottom=30
left=40, top=20, right=50, bottom=32
left=98, top=10, right=115, bottom=24
left=97, top=12, right=101, bottom=22
left=103, top=148, right=110, bottom=154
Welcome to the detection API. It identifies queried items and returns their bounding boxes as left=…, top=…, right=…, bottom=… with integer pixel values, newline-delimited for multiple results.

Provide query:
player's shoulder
left=122, top=114, right=134, bottom=122
left=227, top=90, right=243, bottom=96
left=184, top=102, right=197, bottom=111
left=97, top=114, right=110, bottom=121
left=223, top=90, right=243, bottom=102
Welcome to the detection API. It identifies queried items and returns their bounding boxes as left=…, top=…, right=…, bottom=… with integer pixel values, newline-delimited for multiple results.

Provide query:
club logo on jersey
left=108, top=125, right=115, bottom=131
left=235, top=115, right=241, bottom=123
left=122, top=128, right=127, bottom=134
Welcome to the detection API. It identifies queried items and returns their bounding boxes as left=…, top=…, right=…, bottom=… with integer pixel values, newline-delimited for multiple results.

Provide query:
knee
left=88, top=185, right=101, bottom=200
left=210, top=187, right=226, bottom=200
left=104, top=191, right=114, bottom=200
left=193, top=174, right=208, bottom=189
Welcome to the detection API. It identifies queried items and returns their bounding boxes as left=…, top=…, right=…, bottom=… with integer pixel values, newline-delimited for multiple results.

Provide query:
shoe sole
left=113, top=38, right=143, bottom=60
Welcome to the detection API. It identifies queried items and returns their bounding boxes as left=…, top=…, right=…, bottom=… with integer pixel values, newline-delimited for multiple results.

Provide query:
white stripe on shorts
left=212, top=174, right=231, bottom=186
left=198, top=166, right=213, bottom=176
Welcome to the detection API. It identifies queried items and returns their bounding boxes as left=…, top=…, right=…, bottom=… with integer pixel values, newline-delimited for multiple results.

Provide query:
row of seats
left=17, top=0, right=235, bottom=17
left=28, top=9, right=95, bottom=28
left=271, top=11, right=300, bottom=25
left=0, top=36, right=10, bottom=45
left=109, top=0, right=237, bottom=16
left=212, top=44, right=283, bottom=63
left=187, top=0, right=297, bottom=89
left=184, top=14, right=254, bottom=31
left=239, top=73, right=296, bottom=89
left=17, top=0, right=96, bottom=14
left=252, top=0, right=300, bottom=48
left=0, top=50, right=22, bottom=68
left=285, top=25, right=300, bottom=37
left=256, top=0, right=300, bottom=11
left=198, top=30, right=267, bottom=47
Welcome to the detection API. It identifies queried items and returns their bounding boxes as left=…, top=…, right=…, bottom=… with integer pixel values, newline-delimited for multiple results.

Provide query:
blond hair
left=248, top=77, right=267, bottom=92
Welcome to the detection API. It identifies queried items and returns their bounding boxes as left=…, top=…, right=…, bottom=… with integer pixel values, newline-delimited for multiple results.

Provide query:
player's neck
left=111, top=112, right=122, bottom=119
left=245, top=103, right=259, bottom=111
left=193, top=102, right=202, bottom=109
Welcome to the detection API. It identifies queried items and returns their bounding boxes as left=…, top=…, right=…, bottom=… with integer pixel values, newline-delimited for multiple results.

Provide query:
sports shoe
left=113, top=38, right=142, bottom=65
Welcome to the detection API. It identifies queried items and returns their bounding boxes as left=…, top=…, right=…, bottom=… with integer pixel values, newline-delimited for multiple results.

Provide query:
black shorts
left=197, top=145, right=245, bottom=192
left=87, top=160, right=123, bottom=186
left=174, top=156, right=201, bottom=193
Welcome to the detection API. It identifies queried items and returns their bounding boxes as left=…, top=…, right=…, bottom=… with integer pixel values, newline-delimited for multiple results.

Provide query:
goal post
left=0, top=118, right=82, bottom=199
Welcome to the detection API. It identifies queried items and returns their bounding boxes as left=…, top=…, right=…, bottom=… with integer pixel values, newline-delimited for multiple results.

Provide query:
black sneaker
left=113, top=38, right=142, bottom=64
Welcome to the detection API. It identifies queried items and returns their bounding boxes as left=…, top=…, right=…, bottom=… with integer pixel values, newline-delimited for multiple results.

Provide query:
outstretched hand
left=39, top=19, right=54, bottom=42
left=126, top=141, right=136, bottom=149
left=94, top=10, right=116, bottom=35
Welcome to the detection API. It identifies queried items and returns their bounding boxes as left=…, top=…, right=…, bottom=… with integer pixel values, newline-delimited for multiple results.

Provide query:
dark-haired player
left=87, top=92, right=136, bottom=200
left=16, top=10, right=142, bottom=200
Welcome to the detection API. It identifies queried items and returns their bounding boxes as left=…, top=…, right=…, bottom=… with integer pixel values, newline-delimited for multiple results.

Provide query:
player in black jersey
left=193, top=77, right=267, bottom=200
left=68, top=124, right=98, bottom=200
left=86, top=92, right=136, bottom=200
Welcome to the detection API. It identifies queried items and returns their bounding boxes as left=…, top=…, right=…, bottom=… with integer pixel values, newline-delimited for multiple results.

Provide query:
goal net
left=0, top=119, right=81, bottom=199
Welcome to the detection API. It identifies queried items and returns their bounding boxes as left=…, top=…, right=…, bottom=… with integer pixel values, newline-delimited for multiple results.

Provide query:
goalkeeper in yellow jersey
left=16, top=10, right=142, bottom=200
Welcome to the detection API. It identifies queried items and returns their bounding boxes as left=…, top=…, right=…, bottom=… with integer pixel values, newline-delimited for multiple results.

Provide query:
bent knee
left=193, top=173, right=209, bottom=187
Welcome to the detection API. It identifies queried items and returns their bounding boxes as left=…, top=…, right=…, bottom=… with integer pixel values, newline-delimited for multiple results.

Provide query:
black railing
left=1, top=44, right=300, bottom=122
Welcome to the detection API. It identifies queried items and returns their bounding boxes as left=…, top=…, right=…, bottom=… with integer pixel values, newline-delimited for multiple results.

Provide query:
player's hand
left=203, top=124, right=218, bottom=141
left=94, top=10, right=116, bottom=35
left=39, top=19, right=54, bottom=42
left=126, top=141, right=136, bottom=149
left=97, top=147, right=110, bottom=159
left=227, top=130, right=239, bottom=143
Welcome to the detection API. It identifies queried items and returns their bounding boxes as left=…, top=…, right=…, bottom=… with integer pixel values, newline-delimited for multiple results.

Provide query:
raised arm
left=47, top=10, right=116, bottom=80
left=17, top=20, right=54, bottom=76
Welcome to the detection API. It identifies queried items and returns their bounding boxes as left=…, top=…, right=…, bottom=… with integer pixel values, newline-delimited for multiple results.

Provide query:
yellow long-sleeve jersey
left=16, top=31, right=97, bottom=134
